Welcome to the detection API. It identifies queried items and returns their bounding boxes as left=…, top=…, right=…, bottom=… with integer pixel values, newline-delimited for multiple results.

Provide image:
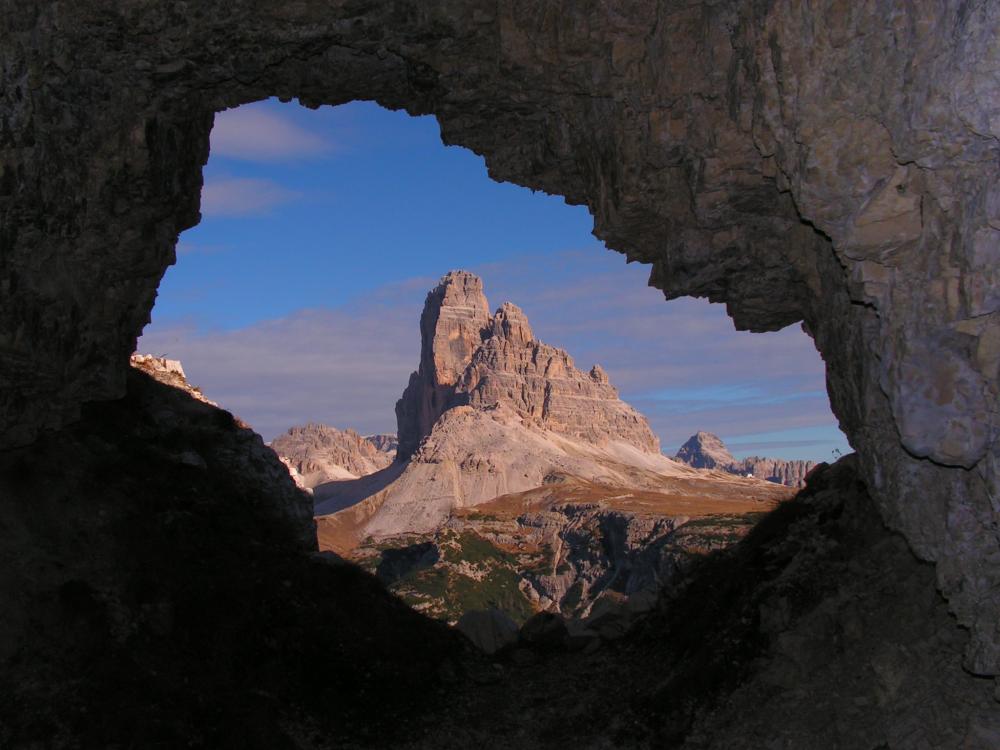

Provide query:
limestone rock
left=459, top=300, right=661, bottom=453
left=676, top=432, right=817, bottom=488
left=395, top=271, right=491, bottom=460
left=130, top=354, right=216, bottom=407
left=365, top=433, right=399, bottom=455
left=676, top=432, right=736, bottom=471
left=396, top=271, right=660, bottom=460
left=4, top=0, right=1000, bottom=703
left=316, top=272, right=693, bottom=538
left=271, top=423, right=395, bottom=488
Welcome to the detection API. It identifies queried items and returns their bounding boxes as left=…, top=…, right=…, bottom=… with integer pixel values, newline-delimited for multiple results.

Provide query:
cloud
left=200, top=177, right=300, bottom=217
left=139, top=283, right=425, bottom=442
left=139, top=252, right=849, bottom=461
left=211, top=106, right=334, bottom=162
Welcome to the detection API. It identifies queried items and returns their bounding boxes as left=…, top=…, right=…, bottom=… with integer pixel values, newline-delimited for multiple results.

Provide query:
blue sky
left=141, top=98, right=850, bottom=461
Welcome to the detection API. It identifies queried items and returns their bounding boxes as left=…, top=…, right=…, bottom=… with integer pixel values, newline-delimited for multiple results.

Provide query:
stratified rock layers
left=394, top=272, right=660, bottom=460
left=2, top=0, right=998, bottom=689
left=395, top=271, right=491, bottom=460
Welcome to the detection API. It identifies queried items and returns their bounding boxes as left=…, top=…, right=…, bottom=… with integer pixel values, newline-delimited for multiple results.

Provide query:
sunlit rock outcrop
left=317, top=271, right=709, bottom=539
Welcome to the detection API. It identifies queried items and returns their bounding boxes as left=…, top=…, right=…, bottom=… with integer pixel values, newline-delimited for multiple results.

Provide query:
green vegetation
left=372, top=531, right=535, bottom=625
left=462, top=511, right=500, bottom=522
left=440, top=530, right=517, bottom=565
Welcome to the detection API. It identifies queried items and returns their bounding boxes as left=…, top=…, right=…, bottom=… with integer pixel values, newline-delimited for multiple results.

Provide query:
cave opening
left=4, top=4, right=999, bottom=745
left=138, top=97, right=849, bottom=634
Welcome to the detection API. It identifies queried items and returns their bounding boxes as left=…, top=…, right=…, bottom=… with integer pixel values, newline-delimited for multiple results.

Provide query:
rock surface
left=3, top=0, right=999, bottom=724
left=396, top=271, right=660, bottom=458
left=351, top=477, right=787, bottom=628
left=396, top=271, right=492, bottom=460
left=271, top=423, right=395, bottom=487
left=676, top=431, right=816, bottom=487
left=0, top=367, right=470, bottom=749
left=316, top=273, right=773, bottom=540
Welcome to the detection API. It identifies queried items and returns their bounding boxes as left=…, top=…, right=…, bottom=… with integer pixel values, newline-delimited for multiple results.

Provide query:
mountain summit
left=315, top=271, right=701, bottom=541
left=675, top=431, right=817, bottom=487
left=395, top=270, right=658, bottom=460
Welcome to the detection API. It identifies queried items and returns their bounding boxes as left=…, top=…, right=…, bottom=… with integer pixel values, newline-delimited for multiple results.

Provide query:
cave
left=1, top=2, right=998, bottom=748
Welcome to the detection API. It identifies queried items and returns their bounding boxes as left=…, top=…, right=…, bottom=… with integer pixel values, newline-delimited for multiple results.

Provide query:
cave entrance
left=138, top=97, right=848, bottom=641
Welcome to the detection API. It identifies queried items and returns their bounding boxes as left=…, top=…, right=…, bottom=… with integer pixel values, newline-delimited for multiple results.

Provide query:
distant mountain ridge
left=270, top=423, right=396, bottom=487
left=675, top=431, right=816, bottom=487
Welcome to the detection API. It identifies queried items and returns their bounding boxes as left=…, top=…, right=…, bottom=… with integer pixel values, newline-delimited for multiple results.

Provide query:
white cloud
left=139, top=254, right=848, bottom=460
left=200, top=177, right=299, bottom=217
left=139, top=291, right=424, bottom=442
left=211, top=107, right=334, bottom=162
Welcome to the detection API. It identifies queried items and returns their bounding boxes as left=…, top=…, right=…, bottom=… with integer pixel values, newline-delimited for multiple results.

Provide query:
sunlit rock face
left=0, top=0, right=997, bottom=683
left=395, top=271, right=492, bottom=460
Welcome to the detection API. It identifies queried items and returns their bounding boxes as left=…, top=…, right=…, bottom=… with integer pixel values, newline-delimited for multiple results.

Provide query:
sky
left=138, top=98, right=850, bottom=462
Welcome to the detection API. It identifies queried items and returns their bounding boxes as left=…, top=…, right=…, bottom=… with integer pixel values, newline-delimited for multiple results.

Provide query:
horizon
left=139, top=98, right=850, bottom=463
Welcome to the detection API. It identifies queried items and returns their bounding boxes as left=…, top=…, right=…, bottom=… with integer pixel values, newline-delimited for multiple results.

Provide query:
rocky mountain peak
left=395, top=271, right=491, bottom=459
left=490, top=301, right=534, bottom=345
left=270, top=423, right=396, bottom=487
left=394, top=272, right=661, bottom=462
left=675, top=431, right=817, bottom=488
left=676, top=431, right=736, bottom=470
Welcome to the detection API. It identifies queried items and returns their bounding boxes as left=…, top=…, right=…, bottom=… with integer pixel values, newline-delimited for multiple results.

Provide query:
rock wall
left=396, top=271, right=661, bottom=456
left=740, top=456, right=813, bottom=488
left=1, top=1, right=997, bottom=678
left=396, top=271, right=491, bottom=459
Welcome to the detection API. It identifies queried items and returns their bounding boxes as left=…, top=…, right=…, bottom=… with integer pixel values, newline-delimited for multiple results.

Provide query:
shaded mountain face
left=271, top=424, right=395, bottom=487
left=675, top=432, right=816, bottom=488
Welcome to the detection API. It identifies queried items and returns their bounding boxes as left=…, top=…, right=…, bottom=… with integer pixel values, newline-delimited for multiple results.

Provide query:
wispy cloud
left=201, top=177, right=300, bottom=217
left=139, top=282, right=425, bottom=442
left=139, top=252, right=849, bottom=461
left=211, top=106, right=334, bottom=162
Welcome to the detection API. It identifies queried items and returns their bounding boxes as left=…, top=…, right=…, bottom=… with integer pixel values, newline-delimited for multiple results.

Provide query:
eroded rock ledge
left=0, top=0, right=997, bottom=680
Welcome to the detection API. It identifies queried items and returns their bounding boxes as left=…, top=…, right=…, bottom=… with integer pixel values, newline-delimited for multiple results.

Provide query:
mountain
left=270, top=423, right=396, bottom=488
left=312, top=272, right=795, bottom=626
left=394, top=272, right=658, bottom=460
left=675, top=431, right=817, bottom=487
left=314, top=270, right=708, bottom=539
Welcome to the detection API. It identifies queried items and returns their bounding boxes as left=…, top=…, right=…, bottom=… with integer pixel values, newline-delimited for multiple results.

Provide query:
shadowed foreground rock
left=0, top=370, right=468, bottom=749
left=1, top=372, right=995, bottom=748
left=2, top=3, right=995, bottom=675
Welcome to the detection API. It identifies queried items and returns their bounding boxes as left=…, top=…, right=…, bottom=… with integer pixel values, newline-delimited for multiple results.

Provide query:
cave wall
left=1, top=0, right=997, bottom=677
